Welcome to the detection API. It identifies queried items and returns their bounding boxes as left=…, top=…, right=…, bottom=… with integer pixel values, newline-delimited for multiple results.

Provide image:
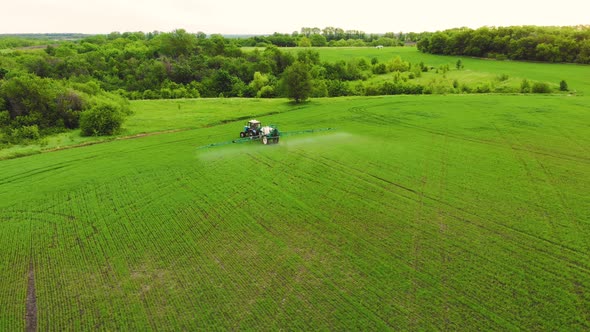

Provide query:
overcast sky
left=2, top=0, right=589, bottom=35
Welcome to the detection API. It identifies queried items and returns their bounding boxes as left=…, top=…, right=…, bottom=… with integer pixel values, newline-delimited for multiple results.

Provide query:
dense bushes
left=0, top=74, right=129, bottom=143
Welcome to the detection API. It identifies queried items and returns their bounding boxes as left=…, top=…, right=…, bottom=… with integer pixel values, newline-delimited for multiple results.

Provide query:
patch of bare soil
left=26, top=261, right=37, bottom=332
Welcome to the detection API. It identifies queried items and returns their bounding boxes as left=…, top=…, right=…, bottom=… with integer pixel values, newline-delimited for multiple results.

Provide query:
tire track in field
left=282, top=150, right=526, bottom=329
left=288, top=141, right=588, bottom=327
left=348, top=104, right=590, bottom=165
left=0, top=155, right=99, bottom=186
left=310, top=150, right=590, bottom=278
left=495, top=123, right=590, bottom=325
left=491, top=123, right=559, bottom=237
left=436, top=134, right=452, bottom=330
left=25, top=261, right=37, bottom=332
left=222, top=150, right=543, bottom=329
left=494, top=124, right=590, bottom=321
left=243, top=151, right=428, bottom=328
left=538, top=151, right=590, bottom=327
left=409, top=163, right=429, bottom=330
left=398, top=120, right=590, bottom=165
left=284, top=150, right=520, bottom=328
left=0, top=164, right=69, bottom=186
left=241, top=170, right=401, bottom=330
left=492, top=122, right=588, bottom=248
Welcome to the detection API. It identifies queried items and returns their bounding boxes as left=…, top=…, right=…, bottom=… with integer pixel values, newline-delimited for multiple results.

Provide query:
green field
left=1, top=90, right=590, bottom=329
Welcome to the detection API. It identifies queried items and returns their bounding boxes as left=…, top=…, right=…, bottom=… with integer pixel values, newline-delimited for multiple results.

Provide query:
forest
left=417, top=25, right=590, bottom=63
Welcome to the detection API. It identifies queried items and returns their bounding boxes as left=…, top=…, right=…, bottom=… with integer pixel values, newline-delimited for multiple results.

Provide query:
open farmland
left=1, top=93, right=589, bottom=330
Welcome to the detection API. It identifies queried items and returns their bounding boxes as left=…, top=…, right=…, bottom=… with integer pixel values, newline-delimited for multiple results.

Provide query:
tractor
left=239, top=119, right=280, bottom=144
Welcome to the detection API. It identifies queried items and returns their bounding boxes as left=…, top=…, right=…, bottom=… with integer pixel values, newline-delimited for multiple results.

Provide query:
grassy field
left=1, top=92, right=589, bottom=330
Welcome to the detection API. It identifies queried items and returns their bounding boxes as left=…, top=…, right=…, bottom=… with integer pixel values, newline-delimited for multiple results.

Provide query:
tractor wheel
left=262, top=136, right=268, bottom=145
left=273, top=137, right=279, bottom=144
left=240, top=132, right=245, bottom=138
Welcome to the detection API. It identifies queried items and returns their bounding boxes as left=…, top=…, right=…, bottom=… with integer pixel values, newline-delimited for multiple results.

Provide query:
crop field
left=1, top=90, right=589, bottom=329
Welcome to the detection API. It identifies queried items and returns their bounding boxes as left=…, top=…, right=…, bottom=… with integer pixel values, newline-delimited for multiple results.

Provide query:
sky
left=2, top=0, right=589, bottom=35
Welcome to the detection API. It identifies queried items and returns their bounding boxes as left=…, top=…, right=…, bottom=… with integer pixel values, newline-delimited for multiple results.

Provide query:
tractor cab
left=247, top=120, right=261, bottom=131
left=240, top=120, right=262, bottom=138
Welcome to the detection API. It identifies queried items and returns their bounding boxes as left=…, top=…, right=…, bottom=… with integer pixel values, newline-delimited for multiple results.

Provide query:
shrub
left=496, top=54, right=508, bottom=61
left=10, top=125, right=40, bottom=142
left=559, top=80, right=568, bottom=91
left=326, top=80, right=349, bottom=97
left=532, top=82, right=552, bottom=93
left=79, top=103, right=124, bottom=136
left=494, top=85, right=519, bottom=93
left=351, top=82, right=366, bottom=96
left=387, top=56, right=410, bottom=72
left=142, top=89, right=159, bottom=99
left=475, top=82, right=492, bottom=93
left=258, top=86, right=276, bottom=98
left=520, top=79, right=531, bottom=93
left=372, top=63, right=387, bottom=75
left=0, top=110, right=9, bottom=126
left=497, top=73, right=509, bottom=82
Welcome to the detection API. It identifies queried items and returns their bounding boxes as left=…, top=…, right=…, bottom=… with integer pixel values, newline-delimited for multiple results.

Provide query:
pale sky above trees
left=2, top=0, right=589, bottom=34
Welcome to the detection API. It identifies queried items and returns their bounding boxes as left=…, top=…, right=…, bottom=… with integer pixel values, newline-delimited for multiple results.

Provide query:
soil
left=25, top=261, right=37, bottom=332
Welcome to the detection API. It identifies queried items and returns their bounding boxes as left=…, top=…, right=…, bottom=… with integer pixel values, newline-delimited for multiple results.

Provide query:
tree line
left=417, top=25, right=590, bottom=63
left=238, top=27, right=423, bottom=47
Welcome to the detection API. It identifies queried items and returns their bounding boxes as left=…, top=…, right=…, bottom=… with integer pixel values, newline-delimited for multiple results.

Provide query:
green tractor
left=239, top=119, right=280, bottom=144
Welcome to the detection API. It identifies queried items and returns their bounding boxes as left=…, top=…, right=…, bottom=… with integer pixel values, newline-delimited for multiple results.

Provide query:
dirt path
left=26, top=261, right=37, bottom=332
left=43, top=129, right=189, bottom=153
left=0, top=129, right=192, bottom=161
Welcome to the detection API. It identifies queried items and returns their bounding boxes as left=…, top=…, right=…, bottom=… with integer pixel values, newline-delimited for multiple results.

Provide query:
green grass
left=1, top=94, right=589, bottom=330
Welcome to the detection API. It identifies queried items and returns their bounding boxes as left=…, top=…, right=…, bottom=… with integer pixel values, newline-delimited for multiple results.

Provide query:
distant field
left=280, top=47, right=590, bottom=94
left=1, top=94, right=589, bottom=330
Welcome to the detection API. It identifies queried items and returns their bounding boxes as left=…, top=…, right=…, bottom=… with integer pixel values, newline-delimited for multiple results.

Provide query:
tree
left=249, top=71, right=270, bottom=93
left=298, top=37, right=312, bottom=47
left=456, top=59, right=464, bottom=70
left=0, top=74, right=57, bottom=127
left=559, top=80, right=568, bottom=91
left=309, top=34, right=327, bottom=47
left=157, top=29, right=197, bottom=58
left=282, top=61, right=312, bottom=103
left=297, top=49, right=320, bottom=65
left=520, top=79, right=531, bottom=93
left=532, top=82, right=551, bottom=93
left=208, top=69, right=236, bottom=97
left=79, top=102, right=124, bottom=136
